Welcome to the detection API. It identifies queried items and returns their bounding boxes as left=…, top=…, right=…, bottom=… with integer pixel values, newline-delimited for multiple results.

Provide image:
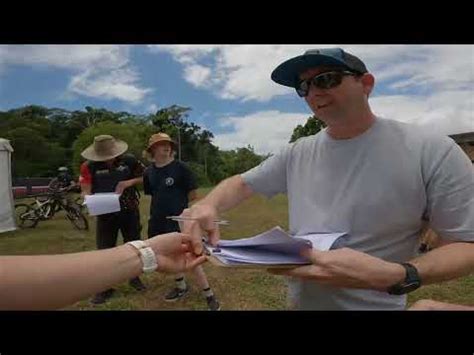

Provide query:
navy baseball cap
left=271, top=48, right=368, bottom=88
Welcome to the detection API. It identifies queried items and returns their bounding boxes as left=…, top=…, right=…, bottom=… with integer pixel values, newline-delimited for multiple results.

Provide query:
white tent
left=0, top=138, right=16, bottom=233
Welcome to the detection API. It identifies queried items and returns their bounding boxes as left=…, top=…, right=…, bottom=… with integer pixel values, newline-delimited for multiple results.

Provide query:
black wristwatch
left=387, top=263, right=421, bottom=295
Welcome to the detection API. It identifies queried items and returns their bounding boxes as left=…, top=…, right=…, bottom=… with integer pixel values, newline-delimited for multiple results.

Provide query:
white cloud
left=184, top=64, right=211, bottom=87
left=151, top=45, right=474, bottom=103
left=0, top=45, right=129, bottom=70
left=0, top=45, right=152, bottom=104
left=370, top=46, right=473, bottom=92
left=151, top=45, right=308, bottom=102
left=147, top=45, right=221, bottom=63
left=212, top=110, right=310, bottom=154
left=68, top=67, right=152, bottom=103
left=371, top=91, right=474, bottom=136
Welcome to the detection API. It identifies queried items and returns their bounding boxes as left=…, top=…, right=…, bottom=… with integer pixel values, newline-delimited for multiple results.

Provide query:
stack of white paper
left=204, top=226, right=348, bottom=268
left=83, top=193, right=121, bottom=216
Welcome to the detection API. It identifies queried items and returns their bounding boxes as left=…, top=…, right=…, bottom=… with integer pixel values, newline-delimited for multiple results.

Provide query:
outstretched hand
left=147, top=232, right=208, bottom=273
left=178, top=204, right=222, bottom=255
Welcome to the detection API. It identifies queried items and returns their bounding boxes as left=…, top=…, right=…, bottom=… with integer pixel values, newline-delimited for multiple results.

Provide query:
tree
left=6, top=127, right=66, bottom=177
left=218, top=146, right=267, bottom=177
left=187, top=161, right=212, bottom=187
left=290, top=115, right=327, bottom=142
left=2, top=103, right=268, bottom=185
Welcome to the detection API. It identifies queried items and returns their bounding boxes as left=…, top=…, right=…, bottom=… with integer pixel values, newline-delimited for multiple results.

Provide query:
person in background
left=143, top=133, right=220, bottom=311
left=79, top=134, right=146, bottom=305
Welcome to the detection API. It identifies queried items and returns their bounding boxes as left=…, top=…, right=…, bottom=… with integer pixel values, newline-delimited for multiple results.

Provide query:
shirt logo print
left=165, top=177, right=174, bottom=186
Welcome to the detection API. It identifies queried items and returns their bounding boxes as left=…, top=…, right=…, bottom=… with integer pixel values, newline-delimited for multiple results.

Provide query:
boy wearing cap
left=181, top=48, right=474, bottom=310
left=143, top=133, right=220, bottom=311
left=80, top=135, right=147, bottom=305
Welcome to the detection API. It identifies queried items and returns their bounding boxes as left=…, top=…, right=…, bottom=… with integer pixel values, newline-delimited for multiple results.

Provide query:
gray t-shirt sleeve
left=241, top=145, right=291, bottom=198
left=423, top=137, right=474, bottom=241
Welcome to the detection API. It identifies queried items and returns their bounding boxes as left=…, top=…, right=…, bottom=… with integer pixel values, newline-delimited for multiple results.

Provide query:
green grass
left=1, top=189, right=473, bottom=310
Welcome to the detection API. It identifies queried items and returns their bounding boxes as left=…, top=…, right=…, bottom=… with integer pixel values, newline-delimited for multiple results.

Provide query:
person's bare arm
left=115, top=177, right=143, bottom=195
left=195, top=175, right=254, bottom=213
left=409, top=299, right=474, bottom=310
left=409, top=242, right=474, bottom=285
left=271, top=241, right=474, bottom=292
left=80, top=182, right=92, bottom=198
left=0, top=233, right=205, bottom=310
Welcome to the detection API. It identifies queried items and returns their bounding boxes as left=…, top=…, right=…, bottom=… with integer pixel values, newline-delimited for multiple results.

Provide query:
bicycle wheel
left=65, top=206, right=89, bottom=231
left=15, top=204, right=39, bottom=228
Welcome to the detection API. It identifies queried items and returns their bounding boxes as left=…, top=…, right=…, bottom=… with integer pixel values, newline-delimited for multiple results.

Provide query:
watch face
left=404, top=281, right=421, bottom=293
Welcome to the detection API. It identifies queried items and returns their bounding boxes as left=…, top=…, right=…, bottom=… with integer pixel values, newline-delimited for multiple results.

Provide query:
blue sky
left=0, top=45, right=472, bottom=154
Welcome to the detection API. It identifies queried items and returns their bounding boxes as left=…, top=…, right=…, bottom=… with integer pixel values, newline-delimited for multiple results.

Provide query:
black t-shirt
left=143, top=160, right=197, bottom=224
left=86, top=154, right=145, bottom=210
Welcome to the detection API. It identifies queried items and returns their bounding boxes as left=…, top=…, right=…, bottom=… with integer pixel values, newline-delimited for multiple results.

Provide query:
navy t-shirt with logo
left=143, top=160, right=197, bottom=234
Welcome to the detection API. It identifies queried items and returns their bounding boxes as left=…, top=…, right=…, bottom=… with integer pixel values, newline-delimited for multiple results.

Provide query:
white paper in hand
left=84, top=193, right=121, bottom=216
left=205, top=226, right=348, bottom=268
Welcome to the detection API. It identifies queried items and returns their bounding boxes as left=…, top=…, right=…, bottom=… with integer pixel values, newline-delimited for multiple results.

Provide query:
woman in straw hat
left=79, top=134, right=147, bottom=305
left=143, top=133, right=220, bottom=310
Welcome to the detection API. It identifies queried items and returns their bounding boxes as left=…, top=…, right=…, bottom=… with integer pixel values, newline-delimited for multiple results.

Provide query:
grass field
left=2, top=189, right=473, bottom=310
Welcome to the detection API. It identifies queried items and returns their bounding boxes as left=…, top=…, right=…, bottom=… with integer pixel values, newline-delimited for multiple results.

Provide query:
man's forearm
left=0, top=245, right=142, bottom=310
left=197, top=175, right=254, bottom=213
left=409, top=242, right=474, bottom=285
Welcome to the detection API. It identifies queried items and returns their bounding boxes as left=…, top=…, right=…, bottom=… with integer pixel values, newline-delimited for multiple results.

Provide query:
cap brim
left=81, top=140, right=128, bottom=162
left=271, top=54, right=351, bottom=88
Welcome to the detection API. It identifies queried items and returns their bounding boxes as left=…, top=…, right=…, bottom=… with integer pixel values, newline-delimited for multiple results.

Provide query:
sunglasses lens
left=296, top=80, right=309, bottom=97
left=313, top=72, right=343, bottom=89
left=296, top=71, right=351, bottom=97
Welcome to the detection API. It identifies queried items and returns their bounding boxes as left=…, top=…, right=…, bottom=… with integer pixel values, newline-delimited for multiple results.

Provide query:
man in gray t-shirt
left=180, top=48, right=474, bottom=310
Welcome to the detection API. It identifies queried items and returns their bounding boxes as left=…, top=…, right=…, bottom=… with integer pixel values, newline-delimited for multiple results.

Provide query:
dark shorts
left=96, top=208, right=141, bottom=249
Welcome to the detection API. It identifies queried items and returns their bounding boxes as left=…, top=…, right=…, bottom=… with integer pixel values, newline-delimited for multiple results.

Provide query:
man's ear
left=361, top=73, right=375, bottom=96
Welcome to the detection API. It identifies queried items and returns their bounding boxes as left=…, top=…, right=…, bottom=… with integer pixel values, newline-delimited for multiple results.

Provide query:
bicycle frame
left=31, top=195, right=55, bottom=219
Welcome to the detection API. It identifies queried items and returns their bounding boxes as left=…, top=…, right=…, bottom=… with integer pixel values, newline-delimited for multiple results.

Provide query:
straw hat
left=81, top=135, right=128, bottom=162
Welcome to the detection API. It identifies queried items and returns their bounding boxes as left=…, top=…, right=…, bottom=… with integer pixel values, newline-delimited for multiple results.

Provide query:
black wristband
left=387, top=263, right=421, bottom=295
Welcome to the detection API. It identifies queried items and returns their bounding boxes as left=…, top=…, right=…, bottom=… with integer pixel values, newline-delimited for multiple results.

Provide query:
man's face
left=151, top=141, right=173, bottom=162
left=299, top=66, right=373, bottom=123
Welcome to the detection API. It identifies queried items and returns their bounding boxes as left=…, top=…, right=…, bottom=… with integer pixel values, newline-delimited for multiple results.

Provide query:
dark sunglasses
left=296, top=70, right=357, bottom=97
